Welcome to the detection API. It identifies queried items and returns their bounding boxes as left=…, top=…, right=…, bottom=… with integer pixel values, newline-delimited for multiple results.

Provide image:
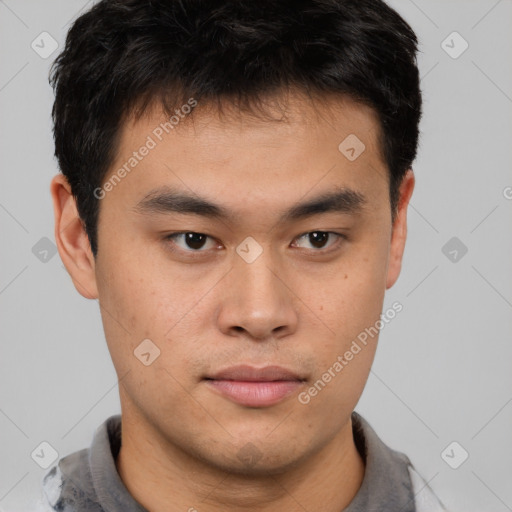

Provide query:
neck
left=116, top=408, right=365, bottom=512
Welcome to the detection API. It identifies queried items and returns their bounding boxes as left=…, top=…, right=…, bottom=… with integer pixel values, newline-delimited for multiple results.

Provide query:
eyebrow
left=132, top=185, right=366, bottom=223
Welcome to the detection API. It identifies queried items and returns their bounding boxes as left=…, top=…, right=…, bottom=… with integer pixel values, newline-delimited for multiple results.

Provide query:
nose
left=215, top=246, right=299, bottom=342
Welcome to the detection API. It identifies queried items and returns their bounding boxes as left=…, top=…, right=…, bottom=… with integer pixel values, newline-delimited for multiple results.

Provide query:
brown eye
left=292, top=231, right=344, bottom=251
left=307, top=232, right=330, bottom=249
left=165, top=232, right=217, bottom=252
left=182, top=232, right=208, bottom=250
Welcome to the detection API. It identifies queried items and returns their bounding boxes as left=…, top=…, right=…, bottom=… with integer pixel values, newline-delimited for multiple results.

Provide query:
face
left=53, top=91, right=413, bottom=475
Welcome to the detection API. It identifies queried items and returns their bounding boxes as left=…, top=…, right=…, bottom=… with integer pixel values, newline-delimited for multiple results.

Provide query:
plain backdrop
left=1, top=1, right=511, bottom=511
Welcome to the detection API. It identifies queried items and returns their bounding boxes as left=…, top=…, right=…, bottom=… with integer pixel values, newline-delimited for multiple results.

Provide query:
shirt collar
left=46, top=411, right=415, bottom=512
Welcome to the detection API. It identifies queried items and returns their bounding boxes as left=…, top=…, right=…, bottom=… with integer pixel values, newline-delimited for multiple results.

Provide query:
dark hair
left=50, top=0, right=422, bottom=257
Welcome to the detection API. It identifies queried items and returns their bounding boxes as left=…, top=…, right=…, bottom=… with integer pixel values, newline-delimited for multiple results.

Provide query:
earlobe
left=50, top=174, right=99, bottom=299
left=385, top=169, right=415, bottom=290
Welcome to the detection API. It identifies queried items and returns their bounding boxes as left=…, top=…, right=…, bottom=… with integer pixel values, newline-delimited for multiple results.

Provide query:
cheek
left=94, top=247, right=168, bottom=369
left=95, top=258, right=205, bottom=420
left=96, top=235, right=191, bottom=331
left=94, top=246, right=217, bottom=379
left=297, top=267, right=384, bottom=424
left=301, top=239, right=389, bottom=396
left=314, top=246, right=388, bottom=342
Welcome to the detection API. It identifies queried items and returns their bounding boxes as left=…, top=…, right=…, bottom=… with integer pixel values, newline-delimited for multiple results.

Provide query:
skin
left=51, top=90, right=414, bottom=512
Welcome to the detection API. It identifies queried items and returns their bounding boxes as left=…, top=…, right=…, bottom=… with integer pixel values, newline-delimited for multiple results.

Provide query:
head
left=50, top=0, right=421, bottom=475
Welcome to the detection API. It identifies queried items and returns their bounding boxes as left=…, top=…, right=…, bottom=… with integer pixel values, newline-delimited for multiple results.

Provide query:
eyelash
left=162, top=230, right=346, bottom=258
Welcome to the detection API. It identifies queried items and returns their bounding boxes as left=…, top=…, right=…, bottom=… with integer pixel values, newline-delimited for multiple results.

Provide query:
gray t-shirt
left=37, top=412, right=447, bottom=511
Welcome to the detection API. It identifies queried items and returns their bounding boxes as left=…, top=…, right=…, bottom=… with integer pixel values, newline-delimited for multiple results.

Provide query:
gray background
left=1, top=1, right=511, bottom=510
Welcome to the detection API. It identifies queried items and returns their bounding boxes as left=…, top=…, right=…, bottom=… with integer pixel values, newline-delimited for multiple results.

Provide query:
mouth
left=203, top=365, right=306, bottom=408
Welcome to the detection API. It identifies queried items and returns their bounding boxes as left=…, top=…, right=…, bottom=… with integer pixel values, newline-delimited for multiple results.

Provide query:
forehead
left=106, top=91, right=389, bottom=215
left=119, top=90, right=383, bottom=160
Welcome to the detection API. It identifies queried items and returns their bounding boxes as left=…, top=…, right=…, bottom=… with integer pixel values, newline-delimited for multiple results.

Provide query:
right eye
left=163, top=232, right=221, bottom=253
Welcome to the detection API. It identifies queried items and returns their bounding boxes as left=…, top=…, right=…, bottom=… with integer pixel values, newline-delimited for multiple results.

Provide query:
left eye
left=292, top=231, right=343, bottom=251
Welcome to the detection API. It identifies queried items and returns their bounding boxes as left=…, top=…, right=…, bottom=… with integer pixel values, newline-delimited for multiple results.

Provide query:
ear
left=385, top=169, right=415, bottom=289
left=50, top=174, right=99, bottom=299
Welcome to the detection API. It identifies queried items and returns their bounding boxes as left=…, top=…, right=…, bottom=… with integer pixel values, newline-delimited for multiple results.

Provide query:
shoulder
left=38, top=447, right=104, bottom=511
left=351, top=412, right=449, bottom=511
left=37, top=415, right=123, bottom=511
left=408, top=465, right=449, bottom=512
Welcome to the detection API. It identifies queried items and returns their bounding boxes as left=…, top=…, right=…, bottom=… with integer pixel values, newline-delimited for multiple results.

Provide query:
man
left=40, top=0, right=447, bottom=510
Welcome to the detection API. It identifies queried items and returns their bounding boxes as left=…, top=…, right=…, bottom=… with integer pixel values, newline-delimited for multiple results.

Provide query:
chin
left=209, top=454, right=304, bottom=478
left=189, top=437, right=315, bottom=478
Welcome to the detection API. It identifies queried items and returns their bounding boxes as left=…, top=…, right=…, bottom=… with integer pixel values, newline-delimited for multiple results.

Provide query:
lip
left=207, top=365, right=303, bottom=382
left=204, top=365, right=305, bottom=407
